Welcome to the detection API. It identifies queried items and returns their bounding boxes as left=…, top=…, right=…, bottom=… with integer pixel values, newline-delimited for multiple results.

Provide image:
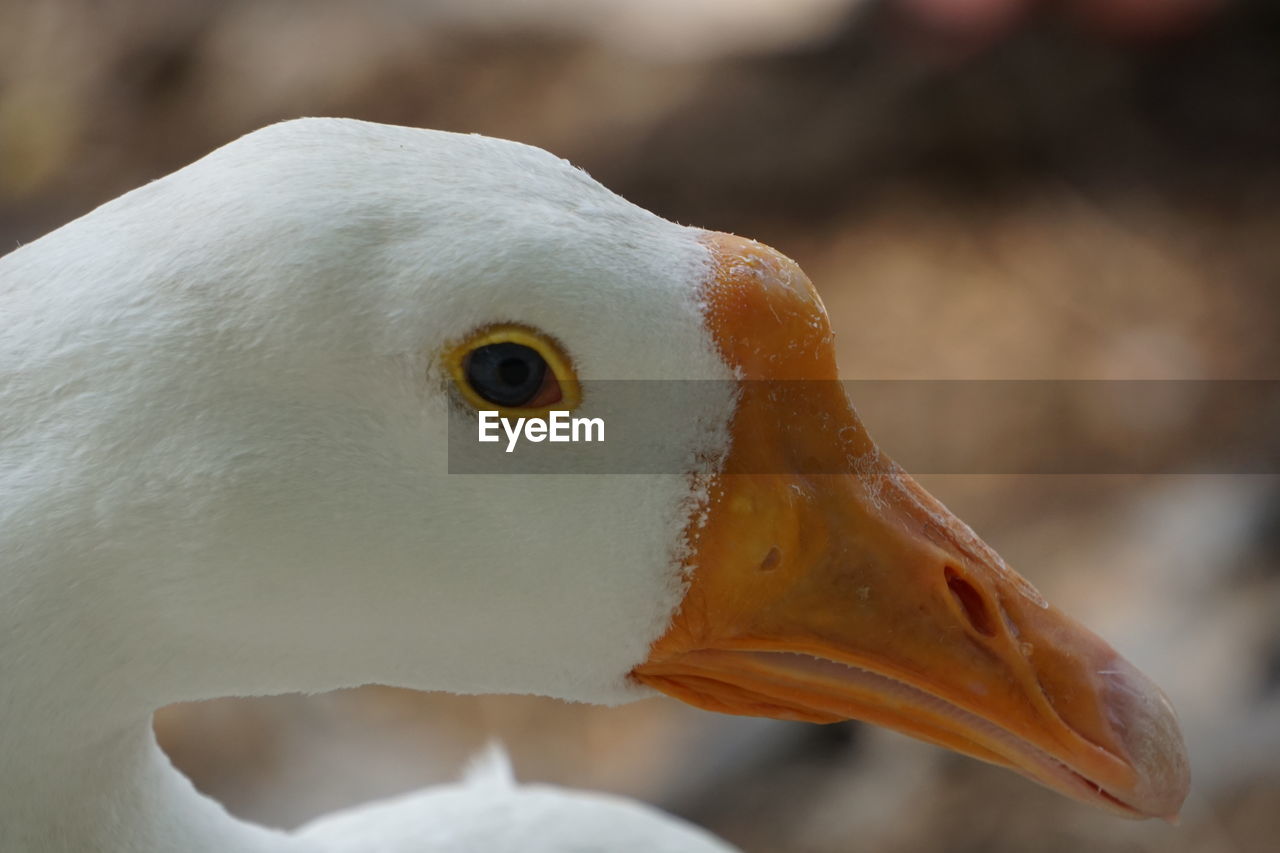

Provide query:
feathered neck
left=0, top=718, right=302, bottom=853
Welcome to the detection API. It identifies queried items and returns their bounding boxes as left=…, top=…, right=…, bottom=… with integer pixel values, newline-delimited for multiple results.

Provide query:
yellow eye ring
left=444, top=324, right=582, bottom=419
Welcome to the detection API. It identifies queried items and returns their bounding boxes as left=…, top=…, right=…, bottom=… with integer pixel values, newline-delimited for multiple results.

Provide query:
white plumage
left=0, top=118, right=737, bottom=852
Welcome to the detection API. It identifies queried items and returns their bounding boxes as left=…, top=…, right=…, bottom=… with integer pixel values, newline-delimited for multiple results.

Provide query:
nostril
left=759, top=546, right=782, bottom=573
left=945, top=566, right=998, bottom=638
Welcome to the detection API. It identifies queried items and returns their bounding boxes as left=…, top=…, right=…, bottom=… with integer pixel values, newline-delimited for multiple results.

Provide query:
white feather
left=0, top=119, right=739, bottom=851
left=463, top=741, right=517, bottom=789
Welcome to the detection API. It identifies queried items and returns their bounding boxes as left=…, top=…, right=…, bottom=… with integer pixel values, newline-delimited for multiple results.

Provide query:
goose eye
left=465, top=343, right=550, bottom=407
left=445, top=324, right=579, bottom=413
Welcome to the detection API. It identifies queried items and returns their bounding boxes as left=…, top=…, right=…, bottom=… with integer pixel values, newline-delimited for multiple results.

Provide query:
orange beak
left=632, top=233, right=1190, bottom=820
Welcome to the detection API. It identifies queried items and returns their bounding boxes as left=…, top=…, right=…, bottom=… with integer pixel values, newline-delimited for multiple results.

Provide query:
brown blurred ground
left=3, top=1, right=1278, bottom=851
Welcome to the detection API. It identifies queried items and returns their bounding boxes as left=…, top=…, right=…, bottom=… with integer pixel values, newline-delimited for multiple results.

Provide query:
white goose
left=0, top=118, right=1188, bottom=852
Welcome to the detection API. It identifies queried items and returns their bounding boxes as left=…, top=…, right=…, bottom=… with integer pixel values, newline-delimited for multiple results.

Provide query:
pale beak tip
left=1101, top=657, right=1191, bottom=820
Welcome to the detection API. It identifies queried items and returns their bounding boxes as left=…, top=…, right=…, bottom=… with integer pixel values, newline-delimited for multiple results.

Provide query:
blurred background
left=2, top=0, right=1277, bottom=850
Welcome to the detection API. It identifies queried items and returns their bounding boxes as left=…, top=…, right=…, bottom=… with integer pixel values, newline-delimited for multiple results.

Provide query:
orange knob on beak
left=632, top=233, right=1190, bottom=820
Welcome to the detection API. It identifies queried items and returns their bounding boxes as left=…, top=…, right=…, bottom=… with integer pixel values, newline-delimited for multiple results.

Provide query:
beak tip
left=1101, top=657, right=1191, bottom=819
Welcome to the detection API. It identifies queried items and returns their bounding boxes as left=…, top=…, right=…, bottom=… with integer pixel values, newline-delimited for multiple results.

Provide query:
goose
left=0, top=117, right=1189, bottom=852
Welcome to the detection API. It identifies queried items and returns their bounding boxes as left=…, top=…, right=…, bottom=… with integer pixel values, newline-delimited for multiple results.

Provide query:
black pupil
left=465, top=342, right=548, bottom=407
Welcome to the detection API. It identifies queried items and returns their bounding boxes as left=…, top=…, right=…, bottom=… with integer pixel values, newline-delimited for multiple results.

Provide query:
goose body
left=297, top=746, right=734, bottom=852
left=0, top=118, right=1188, bottom=852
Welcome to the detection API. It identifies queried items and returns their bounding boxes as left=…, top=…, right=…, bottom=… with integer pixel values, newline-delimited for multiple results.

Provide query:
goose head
left=1, top=119, right=1187, bottom=820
